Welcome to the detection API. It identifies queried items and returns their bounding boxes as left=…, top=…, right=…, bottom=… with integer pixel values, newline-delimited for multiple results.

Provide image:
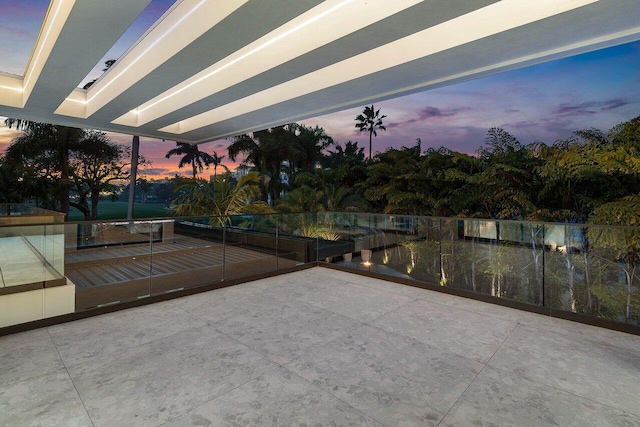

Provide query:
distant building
left=231, top=165, right=252, bottom=179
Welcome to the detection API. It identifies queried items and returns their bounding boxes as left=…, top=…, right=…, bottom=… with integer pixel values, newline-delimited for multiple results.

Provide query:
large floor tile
left=370, top=299, right=518, bottom=362
left=441, top=365, right=640, bottom=427
left=163, top=367, right=384, bottom=426
left=48, top=301, right=206, bottom=367
left=296, top=280, right=415, bottom=322
left=257, top=273, right=342, bottom=302
left=287, top=325, right=483, bottom=426
left=68, top=325, right=277, bottom=427
left=0, top=328, right=64, bottom=386
left=210, top=274, right=338, bottom=308
left=489, top=324, right=640, bottom=417
left=0, top=370, right=92, bottom=427
left=519, top=311, right=640, bottom=351
left=218, top=301, right=362, bottom=364
left=314, top=267, right=431, bottom=299
left=170, top=286, right=282, bottom=324
left=419, top=290, right=528, bottom=323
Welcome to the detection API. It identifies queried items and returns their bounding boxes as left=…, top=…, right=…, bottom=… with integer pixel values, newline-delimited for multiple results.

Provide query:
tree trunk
left=58, top=127, right=74, bottom=220
left=624, top=264, right=635, bottom=323
left=369, top=131, right=373, bottom=160
left=584, top=251, right=592, bottom=312
left=90, top=191, right=100, bottom=220
left=471, top=258, right=476, bottom=292
left=70, top=201, right=90, bottom=221
left=531, top=228, right=543, bottom=304
left=59, top=158, right=70, bottom=219
left=127, top=135, right=139, bottom=221
left=566, top=255, right=577, bottom=313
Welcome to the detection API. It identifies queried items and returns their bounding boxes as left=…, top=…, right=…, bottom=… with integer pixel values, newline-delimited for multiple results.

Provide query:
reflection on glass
left=222, top=214, right=279, bottom=280
left=65, top=220, right=154, bottom=309
left=276, top=214, right=310, bottom=268
left=150, top=218, right=224, bottom=296
left=545, top=223, right=640, bottom=325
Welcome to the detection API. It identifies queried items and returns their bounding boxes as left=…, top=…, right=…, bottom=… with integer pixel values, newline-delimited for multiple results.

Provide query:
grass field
left=68, top=201, right=171, bottom=221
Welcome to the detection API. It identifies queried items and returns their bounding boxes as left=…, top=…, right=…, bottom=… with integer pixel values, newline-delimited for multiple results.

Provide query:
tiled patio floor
left=1, top=267, right=639, bottom=426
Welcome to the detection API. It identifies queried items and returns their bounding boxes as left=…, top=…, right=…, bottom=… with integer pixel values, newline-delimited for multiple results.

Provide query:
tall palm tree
left=165, top=142, right=216, bottom=178
left=355, top=105, right=386, bottom=160
left=211, top=151, right=225, bottom=180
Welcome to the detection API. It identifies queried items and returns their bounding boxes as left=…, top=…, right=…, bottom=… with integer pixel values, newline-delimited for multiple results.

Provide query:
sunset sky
left=1, top=0, right=639, bottom=179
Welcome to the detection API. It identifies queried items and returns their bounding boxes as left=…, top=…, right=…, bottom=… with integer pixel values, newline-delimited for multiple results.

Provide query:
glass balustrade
left=0, top=212, right=638, bottom=330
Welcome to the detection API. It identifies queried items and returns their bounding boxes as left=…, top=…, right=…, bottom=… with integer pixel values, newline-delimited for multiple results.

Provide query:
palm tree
left=276, top=186, right=325, bottom=213
left=290, top=124, right=333, bottom=173
left=228, top=125, right=296, bottom=202
left=355, top=105, right=386, bottom=160
left=172, top=171, right=273, bottom=226
left=165, top=142, right=216, bottom=178
left=211, top=151, right=225, bottom=180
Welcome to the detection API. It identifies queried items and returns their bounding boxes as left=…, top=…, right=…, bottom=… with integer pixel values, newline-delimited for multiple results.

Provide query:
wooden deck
left=66, top=235, right=299, bottom=309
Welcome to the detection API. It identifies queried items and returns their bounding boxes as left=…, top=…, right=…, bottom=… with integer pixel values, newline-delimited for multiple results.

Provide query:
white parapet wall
left=0, top=281, right=75, bottom=328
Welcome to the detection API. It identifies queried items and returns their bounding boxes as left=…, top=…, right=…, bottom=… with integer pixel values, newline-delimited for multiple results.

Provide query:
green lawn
left=68, top=201, right=171, bottom=221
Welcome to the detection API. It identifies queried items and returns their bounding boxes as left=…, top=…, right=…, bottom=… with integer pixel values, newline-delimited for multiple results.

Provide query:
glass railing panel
left=441, top=219, right=543, bottom=304
left=349, top=211, right=372, bottom=230
left=365, top=214, right=417, bottom=278
left=44, top=223, right=66, bottom=281
left=275, top=213, right=316, bottom=267
left=544, top=223, right=588, bottom=316
left=306, top=212, right=357, bottom=266
left=387, top=217, right=440, bottom=284
left=495, top=220, right=544, bottom=305
left=223, top=214, right=278, bottom=280
left=0, top=224, right=47, bottom=287
left=345, top=213, right=374, bottom=272
left=66, top=220, right=153, bottom=310
left=438, top=218, right=458, bottom=288
left=447, top=218, right=493, bottom=294
left=545, top=223, right=639, bottom=325
left=309, top=212, right=349, bottom=265
left=150, top=217, right=223, bottom=296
